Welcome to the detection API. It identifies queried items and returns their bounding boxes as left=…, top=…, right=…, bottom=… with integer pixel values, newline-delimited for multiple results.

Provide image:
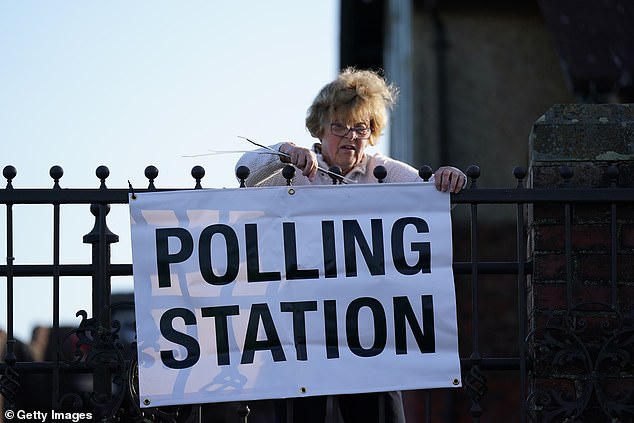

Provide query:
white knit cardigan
left=235, top=142, right=428, bottom=187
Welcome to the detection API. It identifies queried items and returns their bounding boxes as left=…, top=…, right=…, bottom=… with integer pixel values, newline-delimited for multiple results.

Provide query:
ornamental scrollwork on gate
left=60, top=301, right=199, bottom=422
left=526, top=302, right=634, bottom=422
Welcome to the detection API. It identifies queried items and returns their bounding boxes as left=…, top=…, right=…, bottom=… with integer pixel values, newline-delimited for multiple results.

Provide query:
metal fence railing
left=1, top=164, right=633, bottom=422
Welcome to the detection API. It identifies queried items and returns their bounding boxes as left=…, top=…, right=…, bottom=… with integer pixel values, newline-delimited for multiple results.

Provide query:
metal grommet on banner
left=300, top=386, right=307, bottom=394
left=143, top=398, right=151, bottom=406
left=453, top=378, right=460, bottom=386
left=288, top=188, right=295, bottom=195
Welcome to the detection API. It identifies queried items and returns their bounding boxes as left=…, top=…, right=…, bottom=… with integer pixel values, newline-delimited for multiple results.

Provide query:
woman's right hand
left=279, top=142, right=318, bottom=182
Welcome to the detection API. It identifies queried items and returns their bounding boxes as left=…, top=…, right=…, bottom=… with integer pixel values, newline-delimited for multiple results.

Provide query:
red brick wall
left=527, top=104, right=634, bottom=421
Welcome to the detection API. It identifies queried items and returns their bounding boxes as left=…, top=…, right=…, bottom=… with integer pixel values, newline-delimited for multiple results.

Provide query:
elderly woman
left=236, top=67, right=465, bottom=191
left=235, top=68, right=464, bottom=423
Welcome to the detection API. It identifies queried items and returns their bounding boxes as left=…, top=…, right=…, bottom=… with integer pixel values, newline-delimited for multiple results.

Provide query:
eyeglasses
left=330, top=123, right=372, bottom=139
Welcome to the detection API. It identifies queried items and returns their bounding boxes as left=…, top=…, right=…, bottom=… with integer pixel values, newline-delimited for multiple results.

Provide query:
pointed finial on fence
left=418, top=165, right=433, bottom=181
left=236, top=165, right=250, bottom=188
left=559, top=165, right=573, bottom=184
left=513, top=166, right=526, bottom=188
left=373, top=165, right=387, bottom=183
left=144, top=166, right=158, bottom=190
left=466, top=165, right=480, bottom=189
left=95, top=165, right=110, bottom=189
left=282, top=165, right=295, bottom=186
left=3, top=165, right=17, bottom=189
left=191, top=166, right=205, bottom=189
left=49, top=165, right=63, bottom=189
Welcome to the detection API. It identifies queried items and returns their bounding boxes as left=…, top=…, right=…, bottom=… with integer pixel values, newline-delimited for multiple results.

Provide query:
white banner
left=129, top=183, right=461, bottom=408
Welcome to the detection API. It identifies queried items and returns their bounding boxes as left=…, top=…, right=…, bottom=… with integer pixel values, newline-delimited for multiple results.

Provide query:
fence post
left=1, top=166, right=19, bottom=412
left=83, top=192, right=119, bottom=404
left=527, top=103, right=634, bottom=421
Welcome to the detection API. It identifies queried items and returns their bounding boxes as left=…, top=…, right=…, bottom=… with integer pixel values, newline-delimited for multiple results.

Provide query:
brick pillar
left=527, top=104, right=634, bottom=421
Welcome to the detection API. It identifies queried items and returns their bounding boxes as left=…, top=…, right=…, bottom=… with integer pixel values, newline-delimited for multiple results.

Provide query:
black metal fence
left=1, top=164, right=633, bottom=422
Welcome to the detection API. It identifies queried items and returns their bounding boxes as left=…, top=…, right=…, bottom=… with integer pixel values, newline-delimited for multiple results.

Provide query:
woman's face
left=320, top=120, right=371, bottom=175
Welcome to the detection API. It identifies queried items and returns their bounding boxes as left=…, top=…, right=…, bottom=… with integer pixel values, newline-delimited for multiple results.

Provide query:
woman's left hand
left=434, top=166, right=466, bottom=193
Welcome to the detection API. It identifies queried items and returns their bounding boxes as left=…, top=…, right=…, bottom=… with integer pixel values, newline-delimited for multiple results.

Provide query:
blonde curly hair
left=305, top=67, right=399, bottom=146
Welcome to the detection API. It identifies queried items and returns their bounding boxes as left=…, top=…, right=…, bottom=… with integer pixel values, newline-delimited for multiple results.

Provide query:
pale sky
left=1, top=1, right=349, bottom=341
